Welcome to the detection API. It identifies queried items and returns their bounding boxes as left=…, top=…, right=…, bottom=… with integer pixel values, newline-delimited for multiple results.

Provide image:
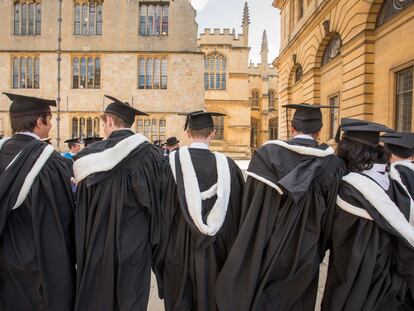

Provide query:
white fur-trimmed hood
left=264, top=140, right=335, bottom=157
left=341, top=172, right=414, bottom=248
left=74, top=133, right=148, bottom=183
left=169, top=147, right=231, bottom=236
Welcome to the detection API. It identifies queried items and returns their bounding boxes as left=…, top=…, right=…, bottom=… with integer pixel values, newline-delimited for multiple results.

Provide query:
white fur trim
left=343, top=173, right=414, bottom=247
left=245, top=171, right=284, bottom=195
left=394, top=160, right=414, bottom=172
left=169, top=150, right=177, bottom=182
left=264, top=140, right=335, bottom=157
left=0, top=138, right=10, bottom=151
left=337, top=196, right=373, bottom=221
left=178, top=147, right=231, bottom=236
left=74, top=134, right=148, bottom=183
left=12, top=145, right=54, bottom=210
left=389, top=165, right=414, bottom=226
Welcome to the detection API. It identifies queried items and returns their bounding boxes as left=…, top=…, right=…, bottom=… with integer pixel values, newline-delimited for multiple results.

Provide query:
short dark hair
left=68, top=142, right=79, bottom=150
left=188, top=127, right=215, bottom=139
left=291, top=118, right=322, bottom=135
left=101, top=113, right=130, bottom=129
left=10, top=112, right=49, bottom=134
left=336, top=138, right=390, bottom=173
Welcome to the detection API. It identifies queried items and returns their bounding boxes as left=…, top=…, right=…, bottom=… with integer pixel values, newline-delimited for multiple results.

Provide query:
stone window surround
left=393, top=64, right=413, bottom=131
left=138, top=56, right=168, bottom=90
left=327, top=92, right=340, bottom=141
left=136, top=116, right=166, bottom=142
left=72, top=55, right=101, bottom=89
left=73, top=1, right=103, bottom=36
left=72, top=116, right=100, bottom=139
left=13, top=1, right=41, bottom=36
left=139, top=2, right=169, bottom=36
left=12, top=55, right=40, bottom=89
left=204, top=51, right=227, bottom=91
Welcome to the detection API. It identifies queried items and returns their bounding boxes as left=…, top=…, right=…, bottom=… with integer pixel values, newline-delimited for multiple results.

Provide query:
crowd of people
left=0, top=91, right=413, bottom=311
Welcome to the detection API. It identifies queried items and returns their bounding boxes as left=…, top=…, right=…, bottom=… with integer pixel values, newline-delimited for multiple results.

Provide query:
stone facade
left=273, top=0, right=414, bottom=142
left=198, top=2, right=278, bottom=159
left=0, top=0, right=204, bottom=150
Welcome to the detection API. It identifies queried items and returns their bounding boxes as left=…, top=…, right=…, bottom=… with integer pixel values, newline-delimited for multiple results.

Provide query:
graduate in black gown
left=154, top=111, right=244, bottom=311
left=381, top=132, right=414, bottom=199
left=0, top=93, right=75, bottom=310
left=322, top=119, right=414, bottom=311
left=215, top=104, right=345, bottom=311
left=73, top=95, right=162, bottom=311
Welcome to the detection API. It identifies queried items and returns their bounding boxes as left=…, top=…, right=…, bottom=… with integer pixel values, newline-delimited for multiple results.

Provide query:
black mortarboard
left=3, top=92, right=56, bottom=117
left=64, top=138, right=81, bottom=144
left=381, top=132, right=414, bottom=158
left=282, top=103, right=333, bottom=121
left=104, top=95, right=148, bottom=126
left=83, top=136, right=103, bottom=147
left=182, top=110, right=226, bottom=130
left=336, top=118, right=394, bottom=146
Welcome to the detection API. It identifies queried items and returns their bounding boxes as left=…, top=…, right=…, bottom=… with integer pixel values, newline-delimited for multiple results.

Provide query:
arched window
left=155, top=5, right=161, bottom=35
left=269, top=118, right=278, bottom=140
left=139, top=3, right=168, bottom=36
left=321, top=34, right=342, bottom=66
left=295, top=65, right=303, bottom=83
left=72, top=117, right=79, bottom=138
left=213, top=116, right=224, bottom=140
left=86, top=117, right=93, bottom=137
left=146, top=58, right=153, bottom=89
left=82, top=4, right=88, bottom=34
left=138, top=58, right=145, bottom=89
left=161, top=58, right=168, bottom=89
left=137, top=117, right=167, bottom=142
left=147, top=5, right=154, bottom=35
left=159, top=118, right=166, bottom=141
left=72, top=56, right=100, bottom=89
left=96, top=4, right=103, bottom=35
left=268, top=89, right=276, bottom=109
left=74, top=4, right=81, bottom=34
left=151, top=118, right=158, bottom=141
left=13, top=58, right=19, bottom=88
left=154, top=58, right=161, bottom=89
left=89, top=3, right=95, bottom=35
left=93, top=117, right=100, bottom=136
left=251, top=90, right=259, bottom=108
left=20, top=57, right=26, bottom=88
left=251, top=119, right=259, bottom=148
left=27, top=57, right=33, bottom=88
left=377, top=0, right=414, bottom=27
left=140, top=5, right=147, bottom=35
left=34, top=57, right=40, bottom=88
left=79, top=117, right=86, bottom=138
left=204, top=52, right=227, bottom=90
left=12, top=1, right=42, bottom=36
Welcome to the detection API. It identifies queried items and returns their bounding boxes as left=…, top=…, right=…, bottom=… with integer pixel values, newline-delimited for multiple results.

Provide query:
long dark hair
left=336, top=138, right=390, bottom=173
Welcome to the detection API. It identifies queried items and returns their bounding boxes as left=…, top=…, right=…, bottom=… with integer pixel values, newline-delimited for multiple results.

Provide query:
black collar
left=287, top=137, right=319, bottom=148
left=108, top=129, right=134, bottom=140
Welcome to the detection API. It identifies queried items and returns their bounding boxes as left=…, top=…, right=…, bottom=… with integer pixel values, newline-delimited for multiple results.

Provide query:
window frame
left=394, top=65, right=413, bottom=131
left=72, top=56, right=101, bottom=89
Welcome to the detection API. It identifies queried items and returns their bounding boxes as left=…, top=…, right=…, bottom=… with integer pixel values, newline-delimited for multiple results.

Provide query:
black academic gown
left=74, top=130, right=162, bottom=311
left=393, top=161, right=414, bottom=199
left=215, top=138, right=345, bottom=311
left=154, top=147, right=244, bottom=311
left=0, top=134, right=75, bottom=310
left=322, top=173, right=414, bottom=311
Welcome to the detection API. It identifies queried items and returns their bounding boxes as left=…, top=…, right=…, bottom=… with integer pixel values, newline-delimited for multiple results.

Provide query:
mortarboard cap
left=3, top=92, right=56, bottom=118
left=381, top=132, right=414, bottom=158
left=83, top=136, right=103, bottom=147
left=182, top=110, right=226, bottom=130
left=104, top=95, right=148, bottom=126
left=64, top=138, right=81, bottom=144
left=336, top=118, right=394, bottom=146
left=282, top=103, right=333, bottom=121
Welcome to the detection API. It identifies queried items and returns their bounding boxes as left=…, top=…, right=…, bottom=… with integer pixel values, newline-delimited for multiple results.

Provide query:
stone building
left=273, top=0, right=414, bottom=142
left=0, top=0, right=204, bottom=149
left=198, top=2, right=278, bottom=158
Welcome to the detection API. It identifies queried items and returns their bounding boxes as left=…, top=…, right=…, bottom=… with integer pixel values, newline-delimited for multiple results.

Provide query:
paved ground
left=147, top=257, right=329, bottom=311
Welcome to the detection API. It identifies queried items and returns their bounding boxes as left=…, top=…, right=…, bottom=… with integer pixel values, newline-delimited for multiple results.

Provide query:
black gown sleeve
left=30, top=152, right=76, bottom=309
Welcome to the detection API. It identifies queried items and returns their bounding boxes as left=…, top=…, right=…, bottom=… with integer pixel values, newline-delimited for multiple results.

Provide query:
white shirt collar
left=15, top=131, right=41, bottom=140
left=293, top=134, right=315, bottom=141
left=362, top=163, right=389, bottom=190
left=189, top=142, right=209, bottom=150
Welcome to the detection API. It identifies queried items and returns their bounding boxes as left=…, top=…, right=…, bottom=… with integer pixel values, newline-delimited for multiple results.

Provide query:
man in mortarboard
left=381, top=132, right=414, bottom=198
left=215, top=103, right=346, bottom=311
left=62, top=137, right=81, bottom=160
left=322, top=119, right=414, bottom=310
left=0, top=93, right=75, bottom=310
left=73, top=95, right=162, bottom=311
left=154, top=110, right=244, bottom=311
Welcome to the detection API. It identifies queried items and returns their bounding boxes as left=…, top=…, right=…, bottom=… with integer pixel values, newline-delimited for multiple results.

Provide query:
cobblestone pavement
left=148, top=257, right=329, bottom=311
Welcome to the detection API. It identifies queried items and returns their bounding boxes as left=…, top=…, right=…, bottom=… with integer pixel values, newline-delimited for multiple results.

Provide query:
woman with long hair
left=322, top=118, right=414, bottom=311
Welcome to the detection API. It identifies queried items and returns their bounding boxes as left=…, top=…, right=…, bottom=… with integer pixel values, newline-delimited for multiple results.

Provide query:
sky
left=192, top=0, right=281, bottom=65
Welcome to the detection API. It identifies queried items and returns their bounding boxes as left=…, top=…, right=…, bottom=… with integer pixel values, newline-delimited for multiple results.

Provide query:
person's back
left=215, top=104, right=345, bottom=311
left=73, top=96, right=162, bottom=311
left=0, top=93, right=75, bottom=311
left=155, top=111, right=244, bottom=311
left=322, top=119, right=414, bottom=310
